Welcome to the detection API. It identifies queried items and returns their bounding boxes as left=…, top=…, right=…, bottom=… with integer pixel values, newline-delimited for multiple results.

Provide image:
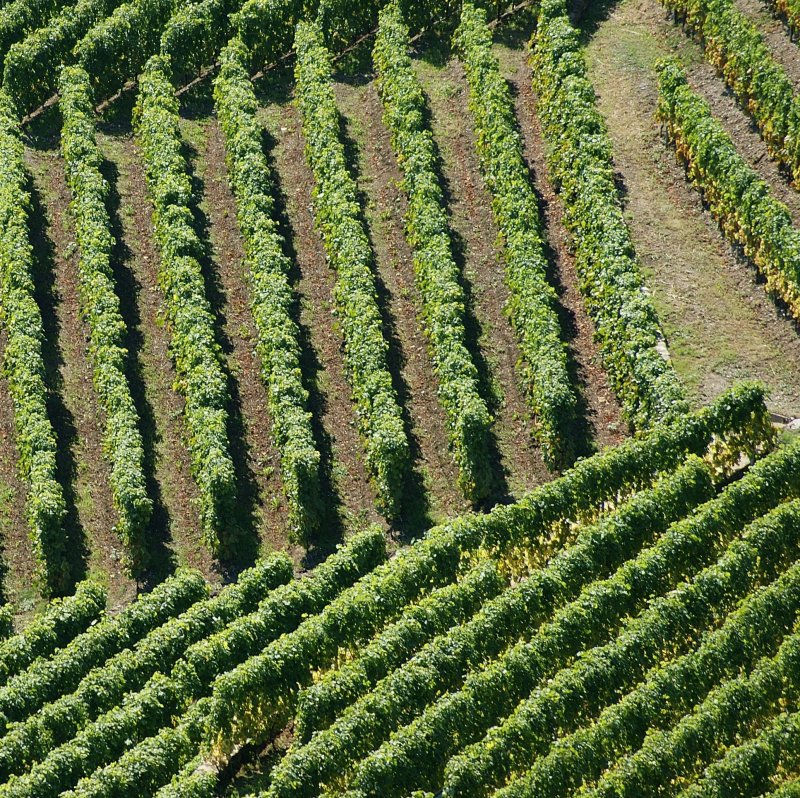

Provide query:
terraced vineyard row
left=0, top=0, right=799, bottom=792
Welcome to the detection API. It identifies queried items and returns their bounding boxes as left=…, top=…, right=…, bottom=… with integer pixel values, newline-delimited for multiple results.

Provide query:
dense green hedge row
left=75, top=0, right=179, bottom=101
left=0, top=581, right=105, bottom=690
left=59, top=66, right=153, bottom=566
left=308, top=443, right=800, bottom=798
left=0, top=556, right=291, bottom=783
left=214, top=39, right=322, bottom=542
left=3, top=0, right=118, bottom=117
left=293, top=559, right=506, bottom=743
left=204, top=507, right=496, bottom=760
left=374, top=3, right=492, bottom=501
left=441, top=490, right=800, bottom=798
left=662, top=0, right=800, bottom=183
left=0, top=93, right=68, bottom=593
left=2, top=530, right=384, bottom=798
left=63, top=695, right=213, bottom=798
left=133, top=55, right=237, bottom=551
left=233, top=0, right=460, bottom=71
left=0, top=570, right=204, bottom=734
left=153, top=758, right=216, bottom=798
left=657, top=60, right=800, bottom=322
left=454, top=2, right=576, bottom=468
left=294, top=21, right=409, bottom=517
left=265, top=456, right=725, bottom=798
left=161, top=0, right=239, bottom=84
left=677, top=708, right=800, bottom=798
left=531, top=0, right=688, bottom=429
left=588, top=620, right=800, bottom=798
left=493, top=557, right=800, bottom=798
left=0, top=0, right=72, bottom=64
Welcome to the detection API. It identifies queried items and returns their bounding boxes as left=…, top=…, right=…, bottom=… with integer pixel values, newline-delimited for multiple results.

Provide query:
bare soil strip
left=412, top=52, right=550, bottom=499
left=179, top=113, right=297, bottom=560
left=25, top=146, right=140, bottom=609
left=333, top=77, right=468, bottom=525
left=493, top=41, right=627, bottom=453
left=583, top=0, right=800, bottom=418
left=732, top=0, right=800, bottom=90
left=97, top=131, right=219, bottom=586
left=0, top=329, right=40, bottom=618
left=255, top=86, right=384, bottom=542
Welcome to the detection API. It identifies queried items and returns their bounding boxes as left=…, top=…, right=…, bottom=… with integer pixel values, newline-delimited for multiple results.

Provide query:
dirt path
left=0, top=331, right=40, bottom=618
left=732, top=0, right=800, bottom=90
left=493, top=43, right=627, bottom=453
left=255, top=84, right=383, bottom=540
left=97, top=131, right=219, bottom=587
left=685, top=60, right=800, bottom=225
left=25, top=147, right=139, bottom=608
left=583, top=0, right=800, bottom=418
left=178, top=113, right=297, bottom=560
left=412, top=52, right=550, bottom=499
left=333, top=78, right=468, bottom=525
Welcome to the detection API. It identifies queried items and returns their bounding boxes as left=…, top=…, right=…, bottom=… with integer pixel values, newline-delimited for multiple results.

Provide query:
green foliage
left=0, top=0, right=73, bottom=64
left=0, top=555, right=291, bottom=783
left=0, top=92, right=68, bottom=594
left=657, top=60, right=800, bottom=323
left=293, top=559, right=506, bottom=743
left=3, top=529, right=384, bottom=798
left=161, top=0, right=236, bottom=85
left=531, top=0, right=688, bottom=429
left=454, top=2, right=576, bottom=468
left=443, top=489, right=800, bottom=798
left=0, top=581, right=105, bottom=689
left=0, top=569, right=205, bottom=732
left=588, top=624, right=800, bottom=798
left=63, top=697, right=213, bottom=798
left=767, top=0, right=800, bottom=39
left=294, top=21, right=409, bottom=517
left=76, top=0, right=180, bottom=102
left=3, top=0, right=117, bottom=117
left=492, top=553, right=800, bottom=798
left=213, top=39, right=322, bottom=543
left=677, top=709, right=800, bottom=798
left=59, top=66, right=153, bottom=568
left=133, top=55, right=236, bottom=552
left=153, top=758, right=217, bottom=798
left=662, top=0, right=800, bottom=183
left=267, top=456, right=721, bottom=798
left=373, top=3, right=493, bottom=502
left=205, top=517, right=481, bottom=760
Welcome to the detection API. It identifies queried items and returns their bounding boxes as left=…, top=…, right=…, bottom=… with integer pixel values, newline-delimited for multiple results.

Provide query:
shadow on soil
left=25, top=175, right=90, bottom=591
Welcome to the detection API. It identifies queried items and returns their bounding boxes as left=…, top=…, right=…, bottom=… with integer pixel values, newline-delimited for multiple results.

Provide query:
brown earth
left=412, top=51, right=552, bottom=499
left=96, top=130, right=220, bottom=588
left=333, top=77, right=469, bottom=526
left=177, top=112, right=298, bottom=562
left=583, top=0, right=800, bottom=418
left=494, top=42, right=628, bottom=453
left=254, top=77, right=385, bottom=544
left=24, top=145, right=138, bottom=610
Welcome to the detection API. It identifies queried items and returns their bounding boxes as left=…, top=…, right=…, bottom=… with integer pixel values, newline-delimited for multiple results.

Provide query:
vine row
left=374, top=2, right=492, bottom=500
left=454, top=1, right=576, bottom=467
left=59, top=65, right=152, bottom=565
left=213, top=38, right=322, bottom=542
left=294, top=20, right=408, bottom=516
left=133, top=55, right=236, bottom=550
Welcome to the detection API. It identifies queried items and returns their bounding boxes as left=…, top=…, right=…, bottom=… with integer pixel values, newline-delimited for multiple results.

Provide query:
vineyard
left=0, top=0, right=799, bottom=793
